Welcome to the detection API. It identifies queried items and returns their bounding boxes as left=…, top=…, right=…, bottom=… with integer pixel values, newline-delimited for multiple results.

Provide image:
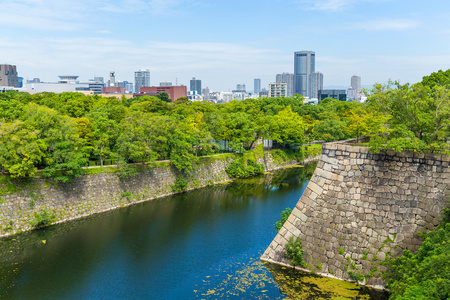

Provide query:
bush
left=172, top=176, right=189, bottom=192
left=384, top=202, right=450, bottom=300
left=275, top=207, right=292, bottom=232
left=30, top=209, right=56, bottom=228
left=225, top=158, right=264, bottom=179
left=285, top=236, right=307, bottom=268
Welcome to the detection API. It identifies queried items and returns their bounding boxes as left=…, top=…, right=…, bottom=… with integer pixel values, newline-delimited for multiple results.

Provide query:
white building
left=268, top=82, right=287, bottom=98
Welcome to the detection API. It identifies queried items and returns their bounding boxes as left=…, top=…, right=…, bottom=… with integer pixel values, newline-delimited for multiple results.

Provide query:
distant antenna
left=176, top=78, right=178, bottom=86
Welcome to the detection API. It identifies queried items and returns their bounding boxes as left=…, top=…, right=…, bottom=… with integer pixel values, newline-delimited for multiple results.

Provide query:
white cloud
left=355, top=19, right=419, bottom=31
left=0, top=0, right=195, bottom=31
left=294, top=0, right=390, bottom=11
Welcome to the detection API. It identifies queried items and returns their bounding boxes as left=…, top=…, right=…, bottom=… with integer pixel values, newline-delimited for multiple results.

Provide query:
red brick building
left=103, top=86, right=125, bottom=94
left=137, top=86, right=187, bottom=101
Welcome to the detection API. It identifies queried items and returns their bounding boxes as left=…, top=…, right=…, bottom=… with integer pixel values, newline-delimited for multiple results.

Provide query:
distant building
left=351, top=75, right=361, bottom=95
left=309, top=71, right=323, bottom=99
left=275, top=73, right=294, bottom=96
left=254, top=78, right=261, bottom=94
left=27, top=78, right=41, bottom=83
left=190, top=77, right=202, bottom=95
left=269, top=82, right=287, bottom=98
left=58, top=75, right=79, bottom=84
left=138, top=86, right=187, bottom=101
left=109, top=72, right=116, bottom=87
left=236, top=83, right=246, bottom=92
left=22, top=75, right=89, bottom=93
left=103, top=86, right=125, bottom=94
left=294, top=51, right=315, bottom=97
left=259, top=88, right=269, bottom=98
left=347, top=87, right=356, bottom=100
left=319, top=89, right=346, bottom=101
left=160, top=81, right=172, bottom=86
left=135, top=69, right=150, bottom=93
left=88, top=77, right=104, bottom=94
left=351, top=75, right=361, bottom=99
left=0, top=64, right=19, bottom=87
left=202, top=87, right=210, bottom=99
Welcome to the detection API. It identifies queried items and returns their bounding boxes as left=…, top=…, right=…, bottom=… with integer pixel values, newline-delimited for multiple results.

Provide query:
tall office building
left=190, top=77, right=202, bottom=94
left=294, top=51, right=315, bottom=97
left=254, top=78, right=261, bottom=94
left=0, top=64, right=19, bottom=87
left=351, top=75, right=361, bottom=95
left=275, top=73, right=294, bottom=96
left=309, top=71, right=323, bottom=99
left=135, top=69, right=150, bottom=93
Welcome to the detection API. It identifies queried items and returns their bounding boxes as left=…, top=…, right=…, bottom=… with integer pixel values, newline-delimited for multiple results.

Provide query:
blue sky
left=1, top=0, right=450, bottom=92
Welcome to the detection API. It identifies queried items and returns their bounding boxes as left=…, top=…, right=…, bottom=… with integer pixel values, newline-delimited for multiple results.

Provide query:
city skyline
left=1, top=1, right=450, bottom=91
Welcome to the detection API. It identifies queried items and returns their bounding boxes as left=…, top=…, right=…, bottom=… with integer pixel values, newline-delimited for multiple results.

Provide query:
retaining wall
left=261, top=142, right=450, bottom=288
left=0, top=152, right=311, bottom=238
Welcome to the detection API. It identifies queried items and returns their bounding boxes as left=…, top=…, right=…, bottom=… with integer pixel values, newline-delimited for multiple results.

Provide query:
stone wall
left=0, top=151, right=311, bottom=238
left=261, top=142, right=450, bottom=289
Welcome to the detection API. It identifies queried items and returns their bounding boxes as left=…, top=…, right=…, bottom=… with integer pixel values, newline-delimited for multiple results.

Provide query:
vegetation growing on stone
left=30, top=209, right=56, bottom=228
left=274, top=207, right=292, bottom=232
left=285, top=236, right=307, bottom=268
left=383, top=201, right=450, bottom=299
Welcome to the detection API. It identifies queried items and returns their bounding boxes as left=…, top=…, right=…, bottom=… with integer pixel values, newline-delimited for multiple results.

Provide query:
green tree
left=21, top=103, right=86, bottom=182
left=0, top=121, right=46, bottom=177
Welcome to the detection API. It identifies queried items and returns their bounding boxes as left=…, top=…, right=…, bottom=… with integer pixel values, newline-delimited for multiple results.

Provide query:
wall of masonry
left=0, top=152, right=308, bottom=238
left=261, top=142, right=450, bottom=288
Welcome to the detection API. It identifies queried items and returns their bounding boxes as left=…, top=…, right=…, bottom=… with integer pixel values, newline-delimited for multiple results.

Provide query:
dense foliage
left=0, top=91, right=374, bottom=182
left=0, top=69, right=448, bottom=182
left=367, top=70, right=450, bottom=152
left=384, top=203, right=450, bottom=299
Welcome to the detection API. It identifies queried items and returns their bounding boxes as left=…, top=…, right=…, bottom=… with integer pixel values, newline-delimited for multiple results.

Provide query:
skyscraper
left=275, top=73, right=294, bottom=96
left=135, top=69, right=150, bottom=93
left=351, top=75, right=361, bottom=95
left=294, top=51, right=315, bottom=97
left=309, top=71, right=323, bottom=99
left=254, top=78, right=261, bottom=94
left=190, top=77, right=202, bottom=94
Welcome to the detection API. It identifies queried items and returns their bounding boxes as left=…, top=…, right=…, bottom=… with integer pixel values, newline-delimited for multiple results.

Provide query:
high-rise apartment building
left=268, top=82, right=287, bottom=98
left=309, top=71, right=323, bottom=99
left=0, top=64, right=19, bottom=87
left=135, top=69, right=150, bottom=93
left=294, top=51, right=315, bottom=97
left=351, top=75, right=361, bottom=95
left=190, top=77, right=202, bottom=94
left=275, top=73, right=294, bottom=96
left=254, top=78, right=261, bottom=94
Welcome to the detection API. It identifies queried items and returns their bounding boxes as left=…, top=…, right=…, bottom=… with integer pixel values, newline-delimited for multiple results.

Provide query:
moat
left=0, top=164, right=388, bottom=299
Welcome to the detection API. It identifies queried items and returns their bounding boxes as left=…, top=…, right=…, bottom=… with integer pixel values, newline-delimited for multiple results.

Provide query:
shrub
left=384, top=201, right=450, bottom=299
left=225, top=158, right=264, bottom=179
left=275, top=207, right=292, bottom=232
left=30, top=209, right=56, bottom=228
left=172, top=176, right=189, bottom=192
left=285, top=236, right=307, bottom=268
left=348, top=270, right=364, bottom=282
